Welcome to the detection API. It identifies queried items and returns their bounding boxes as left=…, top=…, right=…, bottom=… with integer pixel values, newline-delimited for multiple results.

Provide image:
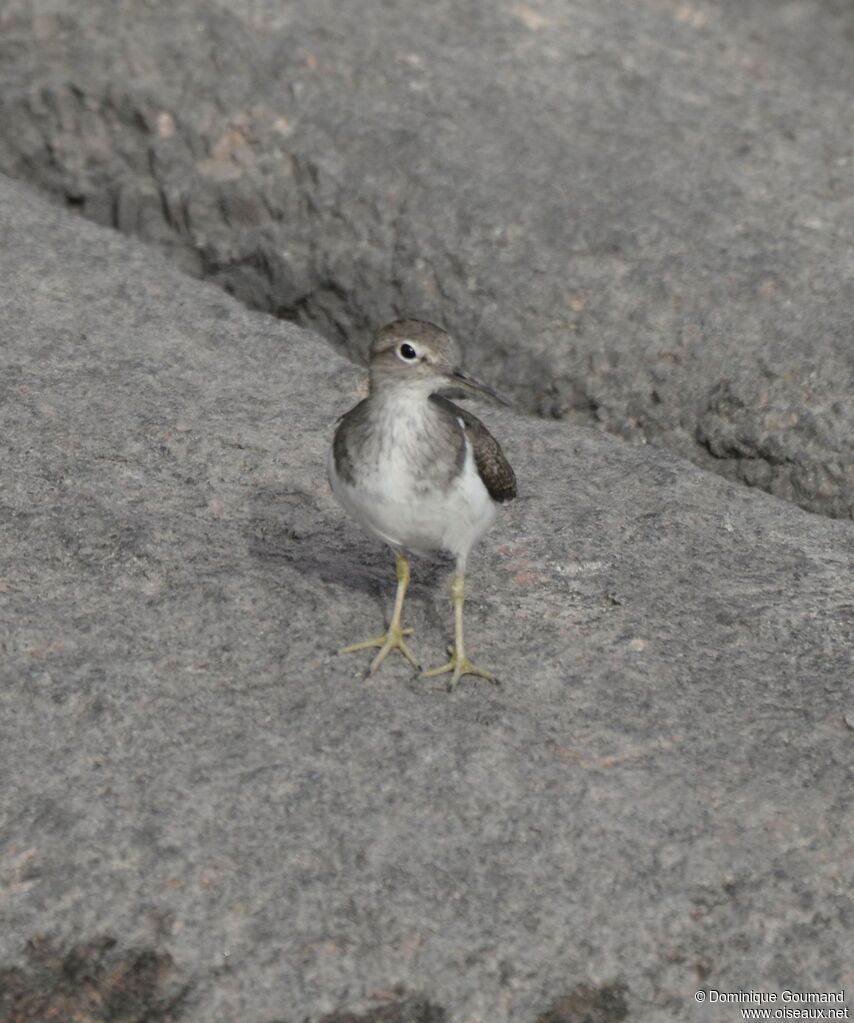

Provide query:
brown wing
left=430, top=395, right=517, bottom=503
left=332, top=398, right=370, bottom=485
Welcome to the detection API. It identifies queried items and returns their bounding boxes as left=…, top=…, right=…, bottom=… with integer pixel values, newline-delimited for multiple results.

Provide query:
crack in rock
left=1, top=1, right=854, bottom=519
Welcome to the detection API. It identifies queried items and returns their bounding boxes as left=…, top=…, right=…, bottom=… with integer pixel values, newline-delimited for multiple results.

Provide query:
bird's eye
left=399, top=343, right=417, bottom=360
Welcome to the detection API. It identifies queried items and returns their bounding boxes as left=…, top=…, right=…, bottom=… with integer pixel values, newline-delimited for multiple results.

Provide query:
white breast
left=329, top=407, right=496, bottom=567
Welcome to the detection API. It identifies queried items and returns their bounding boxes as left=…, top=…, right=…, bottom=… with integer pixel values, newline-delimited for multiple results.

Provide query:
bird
left=328, top=319, right=516, bottom=689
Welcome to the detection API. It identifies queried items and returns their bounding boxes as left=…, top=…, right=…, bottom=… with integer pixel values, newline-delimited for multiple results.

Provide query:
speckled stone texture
left=1, top=0, right=854, bottom=519
left=1, top=176, right=852, bottom=1022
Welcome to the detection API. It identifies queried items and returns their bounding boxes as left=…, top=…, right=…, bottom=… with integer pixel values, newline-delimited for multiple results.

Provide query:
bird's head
left=369, top=319, right=507, bottom=404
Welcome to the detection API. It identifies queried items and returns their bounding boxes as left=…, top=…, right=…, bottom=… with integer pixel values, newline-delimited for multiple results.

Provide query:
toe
left=399, top=640, right=421, bottom=670
left=339, top=635, right=384, bottom=655
left=420, top=660, right=453, bottom=679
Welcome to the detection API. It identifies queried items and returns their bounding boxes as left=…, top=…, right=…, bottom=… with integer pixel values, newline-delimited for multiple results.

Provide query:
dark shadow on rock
left=247, top=484, right=455, bottom=600
left=318, top=992, right=448, bottom=1023
left=535, top=983, right=629, bottom=1023
left=247, top=485, right=384, bottom=596
left=0, top=935, right=191, bottom=1023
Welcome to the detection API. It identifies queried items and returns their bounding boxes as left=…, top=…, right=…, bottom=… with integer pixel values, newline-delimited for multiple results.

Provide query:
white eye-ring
left=398, top=342, right=418, bottom=362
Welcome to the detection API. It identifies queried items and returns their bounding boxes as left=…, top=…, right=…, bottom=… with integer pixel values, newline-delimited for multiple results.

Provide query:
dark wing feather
left=332, top=398, right=370, bottom=485
left=430, top=395, right=517, bottom=503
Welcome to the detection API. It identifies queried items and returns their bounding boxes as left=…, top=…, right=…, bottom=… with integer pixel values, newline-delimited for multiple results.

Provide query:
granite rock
left=1, top=176, right=852, bottom=1021
left=0, top=0, right=853, bottom=517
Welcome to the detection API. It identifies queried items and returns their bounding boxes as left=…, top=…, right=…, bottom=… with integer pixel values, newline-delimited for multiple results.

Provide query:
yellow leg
left=339, top=552, right=420, bottom=674
left=422, top=571, right=495, bottom=690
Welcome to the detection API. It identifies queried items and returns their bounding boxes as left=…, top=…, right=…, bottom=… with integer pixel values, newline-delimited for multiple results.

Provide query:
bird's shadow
left=247, top=484, right=453, bottom=613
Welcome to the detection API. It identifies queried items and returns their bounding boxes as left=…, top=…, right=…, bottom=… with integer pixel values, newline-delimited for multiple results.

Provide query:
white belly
left=328, top=437, right=496, bottom=565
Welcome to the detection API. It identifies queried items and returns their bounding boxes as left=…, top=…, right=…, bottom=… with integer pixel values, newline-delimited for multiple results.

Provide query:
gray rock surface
left=2, top=0, right=854, bottom=519
left=2, top=176, right=853, bottom=1023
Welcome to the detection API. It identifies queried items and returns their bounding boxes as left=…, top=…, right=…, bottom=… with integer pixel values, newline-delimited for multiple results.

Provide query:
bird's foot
left=339, top=624, right=420, bottom=675
left=421, top=646, right=496, bottom=691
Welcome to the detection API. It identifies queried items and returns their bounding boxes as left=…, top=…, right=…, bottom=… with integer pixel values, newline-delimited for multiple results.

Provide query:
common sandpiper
left=328, top=319, right=516, bottom=689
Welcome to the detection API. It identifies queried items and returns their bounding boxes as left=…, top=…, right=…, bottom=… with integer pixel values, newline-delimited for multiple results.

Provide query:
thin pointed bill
left=445, top=369, right=511, bottom=406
